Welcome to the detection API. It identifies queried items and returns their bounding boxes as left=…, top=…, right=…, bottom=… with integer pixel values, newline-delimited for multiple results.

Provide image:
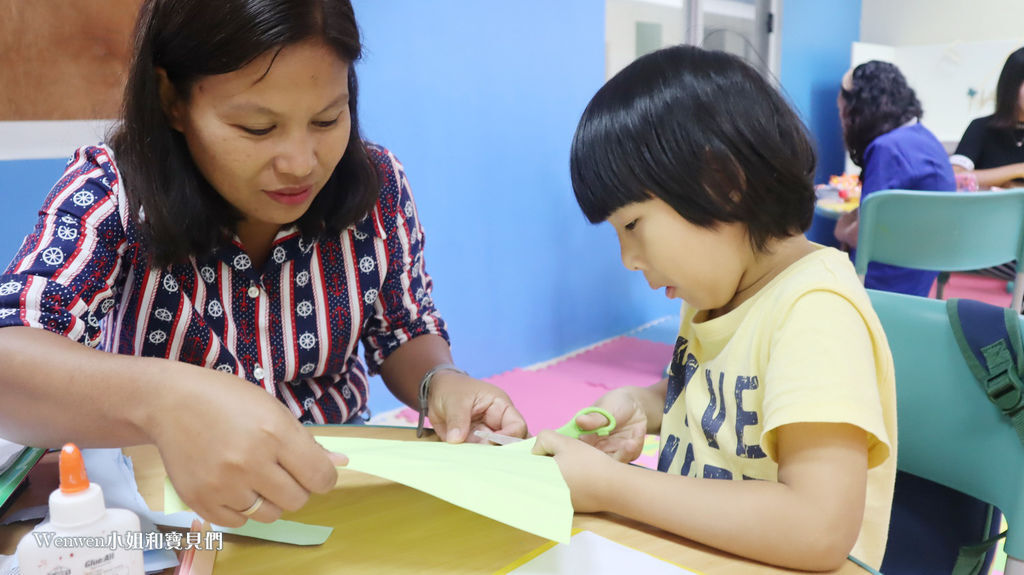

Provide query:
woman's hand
left=148, top=366, right=345, bottom=527
left=427, top=371, right=527, bottom=443
left=833, top=209, right=859, bottom=248
left=532, top=430, right=617, bottom=512
left=574, top=388, right=649, bottom=463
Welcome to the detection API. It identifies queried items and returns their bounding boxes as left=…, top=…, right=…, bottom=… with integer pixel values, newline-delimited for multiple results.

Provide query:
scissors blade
left=473, top=429, right=524, bottom=445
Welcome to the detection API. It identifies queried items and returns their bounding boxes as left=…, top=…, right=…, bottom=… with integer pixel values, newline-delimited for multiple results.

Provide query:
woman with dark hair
left=833, top=60, right=956, bottom=296
left=948, top=47, right=1024, bottom=282
left=953, top=46, right=1024, bottom=190
left=0, top=0, right=526, bottom=528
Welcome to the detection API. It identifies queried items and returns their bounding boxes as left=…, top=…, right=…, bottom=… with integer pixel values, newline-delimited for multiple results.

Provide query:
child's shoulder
left=758, top=247, right=867, bottom=311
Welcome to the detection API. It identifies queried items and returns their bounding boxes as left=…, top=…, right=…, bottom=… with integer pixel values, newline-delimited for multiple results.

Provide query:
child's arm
left=535, top=420, right=867, bottom=572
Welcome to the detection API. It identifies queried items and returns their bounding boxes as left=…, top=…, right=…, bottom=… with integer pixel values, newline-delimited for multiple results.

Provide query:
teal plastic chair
left=854, top=189, right=1024, bottom=312
left=868, top=289, right=1024, bottom=574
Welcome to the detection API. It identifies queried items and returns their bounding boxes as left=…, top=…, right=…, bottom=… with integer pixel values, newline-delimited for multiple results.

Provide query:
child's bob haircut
left=570, top=45, right=817, bottom=252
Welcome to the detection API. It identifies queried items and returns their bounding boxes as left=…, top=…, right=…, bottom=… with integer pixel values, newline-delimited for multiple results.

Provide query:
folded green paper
left=162, top=476, right=333, bottom=545
left=315, top=436, right=572, bottom=543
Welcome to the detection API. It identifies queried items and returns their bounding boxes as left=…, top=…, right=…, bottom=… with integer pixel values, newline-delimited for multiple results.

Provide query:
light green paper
left=162, top=477, right=333, bottom=545
left=163, top=476, right=188, bottom=514
left=315, top=436, right=572, bottom=544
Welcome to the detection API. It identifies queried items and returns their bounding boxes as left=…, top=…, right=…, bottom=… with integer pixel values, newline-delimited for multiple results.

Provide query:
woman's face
left=162, top=39, right=352, bottom=243
left=1018, top=81, right=1024, bottom=119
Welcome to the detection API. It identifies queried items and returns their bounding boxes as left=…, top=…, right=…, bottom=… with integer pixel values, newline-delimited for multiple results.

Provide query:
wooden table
left=1, top=426, right=868, bottom=574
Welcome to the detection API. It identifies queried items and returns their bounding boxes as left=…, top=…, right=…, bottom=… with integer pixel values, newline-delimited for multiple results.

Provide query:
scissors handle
left=555, top=406, right=616, bottom=439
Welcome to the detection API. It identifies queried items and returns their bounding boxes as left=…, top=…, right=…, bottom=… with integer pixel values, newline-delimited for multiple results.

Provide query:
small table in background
left=807, top=198, right=859, bottom=249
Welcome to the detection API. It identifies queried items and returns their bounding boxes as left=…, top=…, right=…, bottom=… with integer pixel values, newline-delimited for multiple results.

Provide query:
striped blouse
left=0, top=143, right=448, bottom=423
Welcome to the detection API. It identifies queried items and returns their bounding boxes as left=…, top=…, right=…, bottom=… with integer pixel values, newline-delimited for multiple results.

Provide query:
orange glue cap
left=59, top=443, right=90, bottom=494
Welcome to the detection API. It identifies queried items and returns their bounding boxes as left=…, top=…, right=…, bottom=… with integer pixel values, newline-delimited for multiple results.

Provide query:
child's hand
left=576, top=389, right=648, bottom=463
left=532, top=430, right=617, bottom=512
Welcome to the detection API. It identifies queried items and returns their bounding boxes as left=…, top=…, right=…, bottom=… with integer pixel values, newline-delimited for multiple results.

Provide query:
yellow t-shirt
left=657, top=247, right=897, bottom=568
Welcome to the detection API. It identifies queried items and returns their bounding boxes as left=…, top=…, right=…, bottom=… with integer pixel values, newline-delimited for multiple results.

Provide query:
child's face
left=162, top=38, right=352, bottom=241
left=607, top=197, right=751, bottom=311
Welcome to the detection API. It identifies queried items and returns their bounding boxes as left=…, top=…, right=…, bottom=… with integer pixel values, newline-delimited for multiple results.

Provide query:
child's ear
left=156, top=67, right=185, bottom=132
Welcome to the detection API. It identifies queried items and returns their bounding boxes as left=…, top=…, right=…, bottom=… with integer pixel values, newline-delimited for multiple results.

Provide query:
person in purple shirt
left=833, top=60, right=956, bottom=297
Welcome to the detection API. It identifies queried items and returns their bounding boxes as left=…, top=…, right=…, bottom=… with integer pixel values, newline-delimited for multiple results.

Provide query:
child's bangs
left=569, top=103, right=658, bottom=224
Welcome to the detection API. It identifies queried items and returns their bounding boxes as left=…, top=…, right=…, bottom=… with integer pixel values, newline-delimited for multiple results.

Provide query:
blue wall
left=779, top=0, right=862, bottom=183
left=352, top=0, right=676, bottom=415
left=0, top=1, right=678, bottom=417
left=0, top=159, right=66, bottom=260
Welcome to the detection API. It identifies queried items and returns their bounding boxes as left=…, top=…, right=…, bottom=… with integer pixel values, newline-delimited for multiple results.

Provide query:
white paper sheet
left=509, top=531, right=699, bottom=575
left=0, top=439, right=26, bottom=475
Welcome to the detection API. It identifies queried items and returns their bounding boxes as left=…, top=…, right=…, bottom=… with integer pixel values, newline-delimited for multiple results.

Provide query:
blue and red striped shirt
left=0, top=143, right=448, bottom=423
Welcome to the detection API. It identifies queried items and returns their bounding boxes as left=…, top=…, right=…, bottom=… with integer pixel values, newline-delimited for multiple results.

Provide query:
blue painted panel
left=351, top=1, right=677, bottom=413
left=0, top=158, right=66, bottom=266
left=779, top=0, right=862, bottom=184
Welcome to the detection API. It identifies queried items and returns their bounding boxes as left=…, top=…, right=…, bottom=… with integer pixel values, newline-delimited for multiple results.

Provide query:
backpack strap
left=947, top=298, right=1024, bottom=446
left=945, top=298, right=1022, bottom=575
left=950, top=526, right=1008, bottom=575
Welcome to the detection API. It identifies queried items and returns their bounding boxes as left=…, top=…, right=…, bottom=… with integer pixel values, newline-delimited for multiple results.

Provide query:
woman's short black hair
left=109, top=0, right=377, bottom=266
left=570, top=44, right=816, bottom=253
left=993, top=47, right=1024, bottom=130
left=840, top=60, right=922, bottom=167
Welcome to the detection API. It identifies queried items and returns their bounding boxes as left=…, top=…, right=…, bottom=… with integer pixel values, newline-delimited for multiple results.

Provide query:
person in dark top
left=833, top=61, right=956, bottom=297
left=950, top=46, right=1024, bottom=281
left=953, top=46, right=1024, bottom=190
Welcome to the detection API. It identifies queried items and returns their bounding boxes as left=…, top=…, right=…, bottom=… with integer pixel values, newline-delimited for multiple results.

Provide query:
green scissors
left=553, top=406, right=616, bottom=439
left=474, top=406, right=616, bottom=449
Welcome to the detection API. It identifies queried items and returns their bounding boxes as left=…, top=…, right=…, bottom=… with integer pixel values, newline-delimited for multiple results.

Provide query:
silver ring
left=240, top=495, right=264, bottom=517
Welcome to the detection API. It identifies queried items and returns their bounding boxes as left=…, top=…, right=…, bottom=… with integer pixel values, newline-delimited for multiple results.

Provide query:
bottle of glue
left=16, top=443, right=144, bottom=575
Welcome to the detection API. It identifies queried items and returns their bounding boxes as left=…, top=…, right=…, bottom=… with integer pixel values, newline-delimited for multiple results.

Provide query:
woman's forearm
left=378, top=333, right=455, bottom=409
left=0, top=326, right=182, bottom=448
left=970, top=163, right=1024, bottom=189
left=834, top=210, right=859, bottom=247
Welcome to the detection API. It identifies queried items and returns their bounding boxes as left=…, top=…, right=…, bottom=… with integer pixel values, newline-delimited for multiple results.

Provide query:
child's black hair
left=569, top=45, right=816, bottom=252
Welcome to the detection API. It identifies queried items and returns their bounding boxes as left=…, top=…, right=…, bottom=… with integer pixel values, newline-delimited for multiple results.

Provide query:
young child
left=533, top=45, right=897, bottom=571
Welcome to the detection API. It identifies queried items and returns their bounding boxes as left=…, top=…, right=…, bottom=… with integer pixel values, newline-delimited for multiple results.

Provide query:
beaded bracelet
left=417, top=363, right=467, bottom=438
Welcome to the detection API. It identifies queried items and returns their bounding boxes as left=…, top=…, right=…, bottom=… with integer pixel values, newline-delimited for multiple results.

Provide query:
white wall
left=606, top=0, right=689, bottom=79
left=857, top=0, right=1024, bottom=153
left=861, top=0, right=1024, bottom=46
left=850, top=40, right=1022, bottom=145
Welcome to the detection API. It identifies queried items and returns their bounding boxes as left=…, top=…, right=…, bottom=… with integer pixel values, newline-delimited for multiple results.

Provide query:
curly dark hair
left=840, top=60, right=923, bottom=167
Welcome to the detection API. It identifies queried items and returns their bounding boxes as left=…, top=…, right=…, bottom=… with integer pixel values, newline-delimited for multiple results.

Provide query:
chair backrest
left=855, top=189, right=1024, bottom=311
left=868, top=288, right=1024, bottom=560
